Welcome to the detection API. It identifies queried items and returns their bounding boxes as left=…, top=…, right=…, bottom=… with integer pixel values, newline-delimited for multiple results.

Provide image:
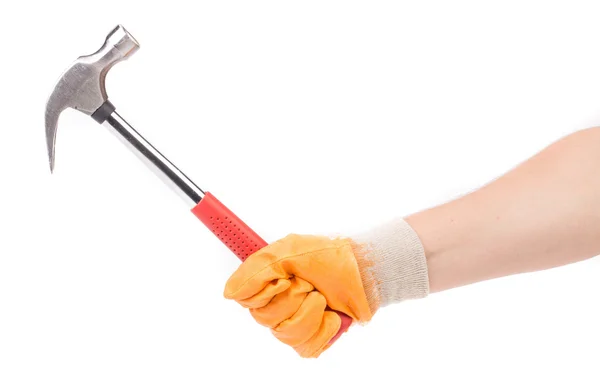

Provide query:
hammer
left=45, top=25, right=352, bottom=347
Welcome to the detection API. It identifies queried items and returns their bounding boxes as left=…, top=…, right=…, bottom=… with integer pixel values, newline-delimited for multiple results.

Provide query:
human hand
left=223, top=219, right=429, bottom=358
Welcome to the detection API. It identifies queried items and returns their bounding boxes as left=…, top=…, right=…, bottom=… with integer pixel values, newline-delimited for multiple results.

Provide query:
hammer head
left=45, top=25, right=139, bottom=172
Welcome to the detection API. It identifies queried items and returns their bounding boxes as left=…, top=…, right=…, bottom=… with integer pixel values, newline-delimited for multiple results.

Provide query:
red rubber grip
left=191, top=192, right=267, bottom=261
left=191, top=192, right=352, bottom=343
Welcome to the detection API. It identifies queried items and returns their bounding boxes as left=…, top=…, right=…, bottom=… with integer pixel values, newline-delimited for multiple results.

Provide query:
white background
left=2, top=1, right=600, bottom=386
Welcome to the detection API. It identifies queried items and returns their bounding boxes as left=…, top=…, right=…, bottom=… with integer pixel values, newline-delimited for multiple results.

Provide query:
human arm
left=407, top=126, right=600, bottom=293
left=223, top=127, right=600, bottom=358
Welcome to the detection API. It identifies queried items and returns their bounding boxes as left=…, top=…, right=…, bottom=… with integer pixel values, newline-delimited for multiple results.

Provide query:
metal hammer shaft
left=100, top=106, right=205, bottom=207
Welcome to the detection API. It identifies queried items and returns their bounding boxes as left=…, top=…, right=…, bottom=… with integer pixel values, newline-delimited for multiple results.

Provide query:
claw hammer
left=45, top=25, right=352, bottom=346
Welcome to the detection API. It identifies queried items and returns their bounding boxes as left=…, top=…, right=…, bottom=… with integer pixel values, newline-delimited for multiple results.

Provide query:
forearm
left=405, top=127, right=600, bottom=293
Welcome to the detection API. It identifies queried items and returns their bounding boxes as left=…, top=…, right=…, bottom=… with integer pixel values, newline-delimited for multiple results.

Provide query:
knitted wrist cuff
left=351, top=218, right=430, bottom=313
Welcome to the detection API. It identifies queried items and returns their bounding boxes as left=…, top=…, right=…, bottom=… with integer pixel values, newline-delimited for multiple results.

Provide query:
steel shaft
left=103, top=111, right=205, bottom=207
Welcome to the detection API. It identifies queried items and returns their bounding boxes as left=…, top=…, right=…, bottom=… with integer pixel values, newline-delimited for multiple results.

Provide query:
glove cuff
left=351, top=218, right=430, bottom=314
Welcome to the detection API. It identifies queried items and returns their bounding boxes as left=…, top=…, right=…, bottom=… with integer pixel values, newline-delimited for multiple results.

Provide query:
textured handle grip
left=192, top=192, right=267, bottom=261
left=191, top=192, right=353, bottom=342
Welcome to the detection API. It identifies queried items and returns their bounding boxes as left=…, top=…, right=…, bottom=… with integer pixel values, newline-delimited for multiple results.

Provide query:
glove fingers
left=250, top=277, right=314, bottom=328
left=272, top=290, right=327, bottom=347
left=294, top=310, right=342, bottom=358
left=224, top=253, right=288, bottom=301
left=237, top=279, right=291, bottom=308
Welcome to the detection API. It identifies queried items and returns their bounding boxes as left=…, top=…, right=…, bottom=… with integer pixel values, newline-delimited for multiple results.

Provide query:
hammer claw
left=45, top=100, right=63, bottom=172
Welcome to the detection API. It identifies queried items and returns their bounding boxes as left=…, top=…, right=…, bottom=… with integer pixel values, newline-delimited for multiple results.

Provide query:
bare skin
left=405, top=127, right=600, bottom=293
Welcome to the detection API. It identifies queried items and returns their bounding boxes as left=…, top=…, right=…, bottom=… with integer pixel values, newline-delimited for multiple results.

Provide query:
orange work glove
left=223, top=218, right=430, bottom=358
